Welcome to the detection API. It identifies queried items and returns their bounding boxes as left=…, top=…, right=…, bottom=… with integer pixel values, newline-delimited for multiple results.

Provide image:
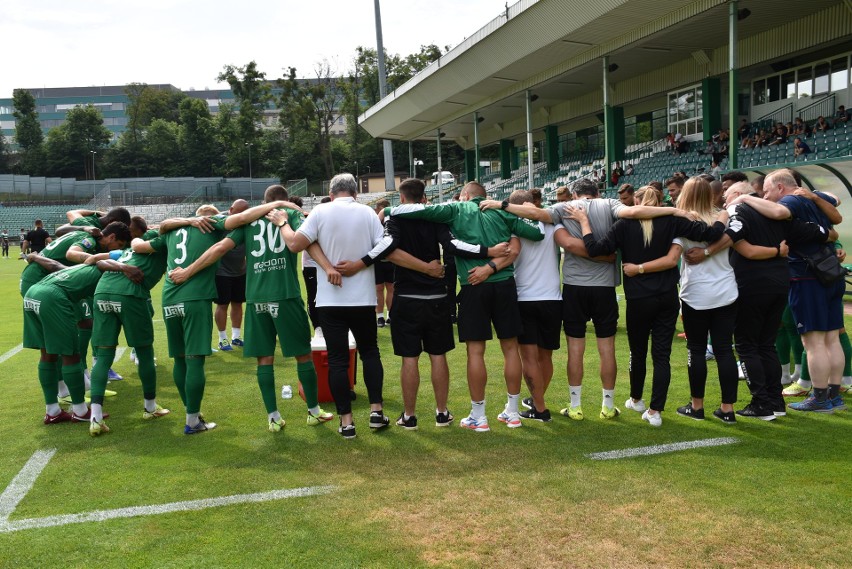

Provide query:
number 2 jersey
left=148, top=217, right=228, bottom=305
left=227, top=208, right=303, bottom=303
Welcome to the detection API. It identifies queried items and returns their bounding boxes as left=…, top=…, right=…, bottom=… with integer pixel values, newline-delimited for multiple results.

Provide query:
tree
left=217, top=61, right=271, bottom=175
left=125, top=83, right=186, bottom=144
left=178, top=98, right=216, bottom=176
left=12, top=89, right=45, bottom=175
left=212, top=103, right=243, bottom=177
left=44, top=105, right=112, bottom=179
left=0, top=134, right=10, bottom=173
left=143, top=119, right=182, bottom=177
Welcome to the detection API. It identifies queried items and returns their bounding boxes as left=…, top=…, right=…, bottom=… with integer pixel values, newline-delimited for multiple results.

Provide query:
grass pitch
left=0, top=257, right=849, bottom=568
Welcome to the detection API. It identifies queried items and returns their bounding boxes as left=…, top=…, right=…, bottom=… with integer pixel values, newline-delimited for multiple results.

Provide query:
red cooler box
left=299, top=332, right=357, bottom=403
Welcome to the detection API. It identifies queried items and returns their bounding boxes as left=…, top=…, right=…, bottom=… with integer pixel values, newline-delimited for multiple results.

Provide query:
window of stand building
left=668, top=85, right=702, bottom=136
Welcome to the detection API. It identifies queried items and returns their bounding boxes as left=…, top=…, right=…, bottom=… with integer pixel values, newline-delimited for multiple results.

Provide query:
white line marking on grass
left=0, top=449, right=336, bottom=533
left=0, top=344, right=23, bottom=364
left=585, top=437, right=740, bottom=461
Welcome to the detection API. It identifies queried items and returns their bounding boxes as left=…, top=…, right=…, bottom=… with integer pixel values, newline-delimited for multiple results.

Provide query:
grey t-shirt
left=217, top=243, right=246, bottom=277
left=548, top=197, right=625, bottom=287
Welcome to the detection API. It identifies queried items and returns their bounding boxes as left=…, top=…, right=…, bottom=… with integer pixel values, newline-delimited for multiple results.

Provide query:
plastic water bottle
left=281, top=384, right=293, bottom=399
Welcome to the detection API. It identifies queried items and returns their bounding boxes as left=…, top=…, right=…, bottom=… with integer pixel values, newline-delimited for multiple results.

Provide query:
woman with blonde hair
left=567, top=184, right=725, bottom=427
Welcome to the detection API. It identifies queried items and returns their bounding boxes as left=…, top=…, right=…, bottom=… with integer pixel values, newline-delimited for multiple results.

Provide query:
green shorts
left=20, top=274, right=40, bottom=298
left=244, top=299, right=311, bottom=358
left=92, top=293, right=155, bottom=348
left=78, top=296, right=93, bottom=322
left=162, top=299, right=213, bottom=357
left=23, top=285, right=79, bottom=356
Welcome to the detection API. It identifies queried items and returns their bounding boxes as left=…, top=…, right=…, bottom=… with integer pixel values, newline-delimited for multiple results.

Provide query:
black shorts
left=389, top=295, right=454, bottom=357
left=457, top=278, right=522, bottom=342
left=374, top=261, right=395, bottom=285
left=562, top=285, right=618, bottom=338
left=518, top=300, right=562, bottom=349
left=215, top=274, right=246, bottom=305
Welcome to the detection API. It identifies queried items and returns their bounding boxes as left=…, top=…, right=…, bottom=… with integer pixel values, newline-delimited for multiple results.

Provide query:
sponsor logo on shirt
left=97, top=300, right=122, bottom=313
left=163, top=303, right=185, bottom=319
left=255, top=302, right=279, bottom=318
left=252, top=257, right=286, bottom=273
left=23, top=298, right=40, bottom=314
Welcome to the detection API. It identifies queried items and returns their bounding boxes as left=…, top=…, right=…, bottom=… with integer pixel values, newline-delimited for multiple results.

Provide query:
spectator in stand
left=767, top=123, right=788, bottom=146
left=555, top=186, right=570, bottom=202
left=674, top=133, right=688, bottom=155
left=792, top=117, right=809, bottom=136
left=665, top=176, right=686, bottom=205
left=813, top=115, right=831, bottom=132
left=710, top=160, right=723, bottom=179
left=835, top=105, right=850, bottom=125
left=794, top=137, right=811, bottom=158
left=753, top=128, right=769, bottom=147
left=625, top=163, right=634, bottom=176
left=666, top=132, right=676, bottom=153
left=617, top=184, right=635, bottom=206
left=738, top=119, right=751, bottom=140
left=610, top=162, right=624, bottom=186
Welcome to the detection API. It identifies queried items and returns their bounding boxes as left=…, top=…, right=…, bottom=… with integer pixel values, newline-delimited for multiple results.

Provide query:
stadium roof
left=359, top=0, right=851, bottom=147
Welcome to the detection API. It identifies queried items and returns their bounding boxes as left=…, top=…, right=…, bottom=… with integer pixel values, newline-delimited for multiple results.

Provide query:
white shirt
left=514, top=223, right=563, bottom=301
left=674, top=236, right=738, bottom=310
left=297, top=196, right=384, bottom=307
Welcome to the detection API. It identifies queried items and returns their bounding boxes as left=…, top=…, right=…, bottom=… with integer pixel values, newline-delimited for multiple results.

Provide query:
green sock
left=782, top=307, right=804, bottom=364
left=172, top=357, right=187, bottom=406
left=136, top=346, right=157, bottom=398
left=801, top=351, right=810, bottom=382
left=840, top=332, right=852, bottom=376
left=184, top=357, right=206, bottom=415
left=775, top=327, right=791, bottom=365
left=78, top=327, right=92, bottom=369
left=62, top=361, right=86, bottom=405
left=256, top=364, right=277, bottom=414
left=90, top=348, right=115, bottom=405
left=297, top=360, right=319, bottom=409
left=38, top=361, right=59, bottom=405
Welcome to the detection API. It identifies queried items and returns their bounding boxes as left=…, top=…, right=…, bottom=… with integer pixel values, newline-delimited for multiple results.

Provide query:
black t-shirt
left=25, top=228, right=50, bottom=252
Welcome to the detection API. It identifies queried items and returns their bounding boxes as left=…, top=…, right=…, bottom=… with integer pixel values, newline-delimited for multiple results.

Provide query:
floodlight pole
left=526, top=90, right=534, bottom=190
left=474, top=111, right=480, bottom=182
left=728, top=0, right=739, bottom=170
left=602, top=56, right=611, bottom=187
left=246, top=142, right=253, bottom=201
left=436, top=129, right=442, bottom=175
left=374, top=0, right=396, bottom=191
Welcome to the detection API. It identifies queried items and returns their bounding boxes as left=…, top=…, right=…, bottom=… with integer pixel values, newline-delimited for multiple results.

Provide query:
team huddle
left=20, top=168, right=850, bottom=439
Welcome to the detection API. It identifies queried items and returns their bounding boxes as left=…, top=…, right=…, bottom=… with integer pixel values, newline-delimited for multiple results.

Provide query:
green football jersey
left=95, top=247, right=167, bottom=299
left=71, top=214, right=102, bottom=228
left=150, top=216, right=228, bottom=305
left=228, top=208, right=303, bottom=302
left=21, top=231, right=98, bottom=285
left=36, top=264, right=104, bottom=303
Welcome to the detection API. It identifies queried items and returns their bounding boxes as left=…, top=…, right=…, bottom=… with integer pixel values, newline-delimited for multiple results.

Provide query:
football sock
left=506, top=392, right=520, bottom=414
left=256, top=365, right=277, bottom=414
left=471, top=400, right=485, bottom=419
left=184, top=357, right=206, bottom=415
left=842, top=376, right=852, bottom=387
left=792, top=363, right=803, bottom=382
left=144, top=399, right=157, bottom=413
left=308, top=405, right=321, bottom=415
left=78, top=327, right=92, bottom=370
left=172, top=357, right=187, bottom=406
left=780, top=362, right=791, bottom=382
left=232, top=327, right=241, bottom=340
left=297, top=360, right=319, bottom=409
left=569, top=385, right=582, bottom=408
left=62, top=361, right=86, bottom=405
left=72, top=403, right=88, bottom=417
left=57, top=380, right=70, bottom=399
left=186, top=412, right=199, bottom=426
left=91, top=403, right=103, bottom=423
left=218, top=330, right=228, bottom=341
left=46, top=403, right=61, bottom=416
left=135, top=346, right=157, bottom=397
left=268, top=410, right=281, bottom=422
left=840, top=332, right=852, bottom=376
left=38, top=361, right=59, bottom=406
left=602, top=389, right=615, bottom=409
left=90, top=348, right=115, bottom=402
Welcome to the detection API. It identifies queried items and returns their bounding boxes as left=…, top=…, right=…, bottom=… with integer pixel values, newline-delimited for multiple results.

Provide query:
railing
left=798, top=94, right=835, bottom=124
left=286, top=178, right=308, bottom=196
left=757, top=103, right=793, bottom=127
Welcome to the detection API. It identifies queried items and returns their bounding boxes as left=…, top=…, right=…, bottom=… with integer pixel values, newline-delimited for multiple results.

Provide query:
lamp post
left=90, top=150, right=97, bottom=199
left=245, top=142, right=253, bottom=201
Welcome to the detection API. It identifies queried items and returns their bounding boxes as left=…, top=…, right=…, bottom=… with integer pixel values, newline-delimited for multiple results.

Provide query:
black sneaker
left=376, top=317, right=385, bottom=328
left=369, top=410, right=390, bottom=429
left=772, top=398, right=787, bottom=417
left=676, top=403, right=705, bottom=420
left=435, top=410, right=454, bottom=427
left=395, top=412, right=417, bottom=430
left=712, top=408, right=736, bottom=424
left=338, top=422, right=356, bottom=440
left=521, top=397, right=534, bottom=410
left=519, top=407, right=552, bottom=422
left=735, top=403, right=776, bottom=421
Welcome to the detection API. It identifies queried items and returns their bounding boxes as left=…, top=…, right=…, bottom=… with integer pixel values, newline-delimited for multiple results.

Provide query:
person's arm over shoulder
left=737, top=194, right=791, bottom=220
left=360, top=217, right=398, bottom=267
left=506, top=214, right=544, bottom=242
left=389, top=202, right=455, bottom=224
left=438, top=225, right=491, bottom=259
left=582, top=220, right=620, bottom=258
left=786, top=219, right=830, bottom=245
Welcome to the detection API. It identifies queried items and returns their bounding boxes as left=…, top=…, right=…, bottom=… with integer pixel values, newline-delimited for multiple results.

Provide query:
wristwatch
left=276, top=218, right=288, bottom=228
left=638, top=264, right=645, bottom=274
left=487, top=260, right=498, bottom=273
left=501, top=200, right=509, bottom=210
left=704, top=248, right=711, bottom=257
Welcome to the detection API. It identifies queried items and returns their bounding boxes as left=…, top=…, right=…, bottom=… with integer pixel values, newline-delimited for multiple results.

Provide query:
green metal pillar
left=499, top=139, right=514, bottom=179
left=465, top=149, right=476, bottom=183
left=604, top=106, right=625, bottom=176
left=545, top=125, right=559, bottom=172
left=702, top=77, right=721, bottom=141
left=510, top=146, right=520, bottom=171
left=729, top=0, right=739, bottom=169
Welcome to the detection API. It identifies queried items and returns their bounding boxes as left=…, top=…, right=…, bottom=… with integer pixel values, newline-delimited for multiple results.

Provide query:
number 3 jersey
left=227, top=208, right=302, bottom=303
left=149, top=217, right=228, bottom=305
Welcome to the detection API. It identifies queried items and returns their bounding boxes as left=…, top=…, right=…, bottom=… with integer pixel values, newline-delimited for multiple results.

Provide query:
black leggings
left=318, top=306, right=383, bottom=416
left=735, top=291, right=787, bottom=410
left=681, top=300, right=738, bottom=404
left=626, top=289, right=680, bottom=412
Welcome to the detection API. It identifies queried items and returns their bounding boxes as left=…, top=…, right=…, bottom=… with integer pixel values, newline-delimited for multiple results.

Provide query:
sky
left=0, top=0, right=507, bottom=96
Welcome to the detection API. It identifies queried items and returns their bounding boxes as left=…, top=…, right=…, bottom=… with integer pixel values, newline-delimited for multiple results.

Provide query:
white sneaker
left=459, top=414, right=490, bottom=432
left=497, top=407, right=522, bottom=428
left=624, top=398, right=647, bottom=413
left=642, top=409, right=662, bottom=427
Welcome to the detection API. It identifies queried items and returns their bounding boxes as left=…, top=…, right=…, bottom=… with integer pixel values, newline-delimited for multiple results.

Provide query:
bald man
left=215, top=199, right=250, bottom=351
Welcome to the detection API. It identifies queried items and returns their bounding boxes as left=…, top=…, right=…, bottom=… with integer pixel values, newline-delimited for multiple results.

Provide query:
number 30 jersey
left=149, top=216, right=228, bottom=305
left=227, top=208, right=302, bottom=303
